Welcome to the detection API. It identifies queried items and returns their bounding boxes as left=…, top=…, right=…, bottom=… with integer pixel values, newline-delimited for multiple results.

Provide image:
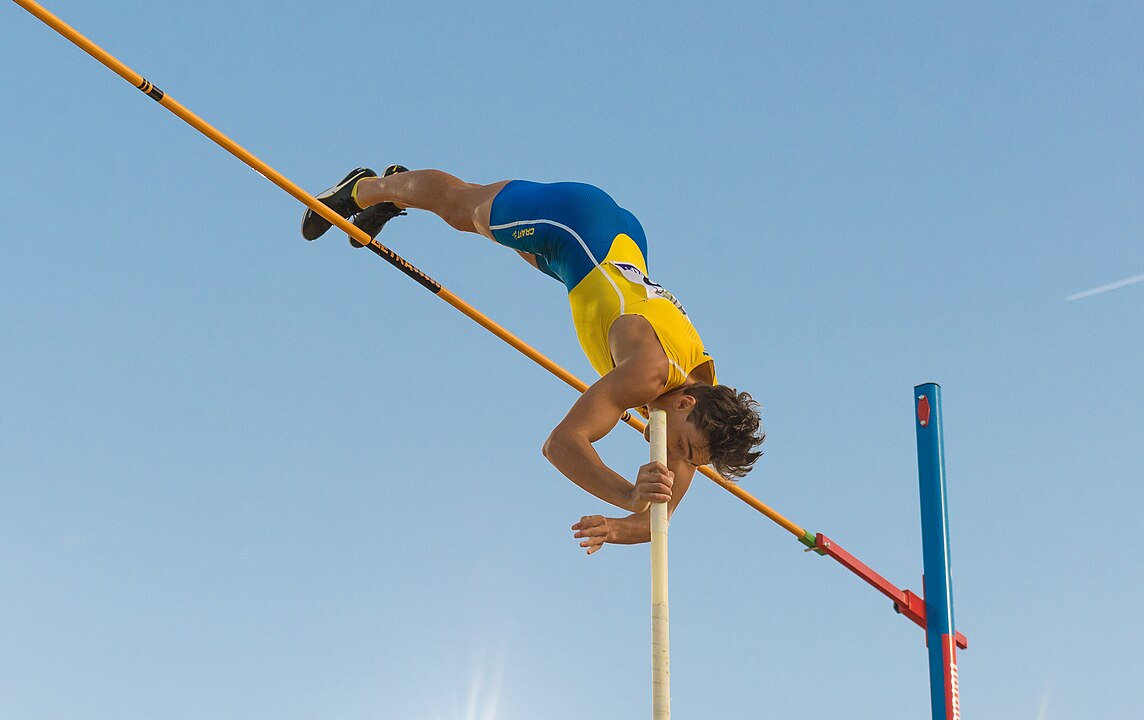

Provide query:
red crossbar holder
left=816, top=533, right=968, bottom=650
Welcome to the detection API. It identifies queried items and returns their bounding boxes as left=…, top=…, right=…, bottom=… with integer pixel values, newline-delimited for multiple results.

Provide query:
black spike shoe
left=300, top=166, right=377, bottom=241
left=349, top=164, right=409, bottom=247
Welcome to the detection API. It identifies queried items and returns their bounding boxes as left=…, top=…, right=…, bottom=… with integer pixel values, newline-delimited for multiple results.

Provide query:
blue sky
left=2, top=1, right=1141, bottom=718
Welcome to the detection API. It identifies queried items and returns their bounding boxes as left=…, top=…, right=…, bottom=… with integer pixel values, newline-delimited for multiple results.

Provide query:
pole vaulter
left=13, top=0, right=966, bottom=672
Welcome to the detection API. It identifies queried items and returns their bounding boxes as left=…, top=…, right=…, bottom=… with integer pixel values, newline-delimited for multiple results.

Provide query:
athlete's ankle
left=350, top=177, right=376, bottom=210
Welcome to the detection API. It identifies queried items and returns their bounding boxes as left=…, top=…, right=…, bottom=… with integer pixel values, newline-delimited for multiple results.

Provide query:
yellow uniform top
left=567, top=233, right=716, bottom=391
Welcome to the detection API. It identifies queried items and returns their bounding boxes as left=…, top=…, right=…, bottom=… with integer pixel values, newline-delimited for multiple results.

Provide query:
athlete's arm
left=571, top=458, right=697, bottom=553
left=542, top=349, right=669, bottom=513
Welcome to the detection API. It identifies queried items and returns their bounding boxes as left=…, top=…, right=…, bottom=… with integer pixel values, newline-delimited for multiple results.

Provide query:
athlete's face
left=666, top=415, right=709, bottom=468
left=645, top=392, right=710, bottom=468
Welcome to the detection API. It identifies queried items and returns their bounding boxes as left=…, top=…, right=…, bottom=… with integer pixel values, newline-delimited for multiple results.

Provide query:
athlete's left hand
left=571, top=515, right=610, bottom=555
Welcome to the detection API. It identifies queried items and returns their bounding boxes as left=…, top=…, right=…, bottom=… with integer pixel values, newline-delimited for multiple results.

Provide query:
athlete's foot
left=349, top=164, right=409, bottom=247
left=300, top=166, right=377, bottom=241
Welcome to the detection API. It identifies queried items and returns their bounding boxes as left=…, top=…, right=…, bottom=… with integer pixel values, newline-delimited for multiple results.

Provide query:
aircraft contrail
left=1066, top=272, right=1144, bottom=301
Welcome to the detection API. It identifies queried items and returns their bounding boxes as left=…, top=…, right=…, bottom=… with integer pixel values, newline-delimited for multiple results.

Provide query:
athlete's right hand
left=629, top=461, right=674, bottom=513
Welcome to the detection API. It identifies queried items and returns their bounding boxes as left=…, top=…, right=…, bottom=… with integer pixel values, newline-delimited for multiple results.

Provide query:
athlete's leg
left=354, top=170, right=509, bottom=240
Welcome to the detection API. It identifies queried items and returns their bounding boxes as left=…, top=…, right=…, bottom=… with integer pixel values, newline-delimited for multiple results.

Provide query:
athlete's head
left=679, top=384, right=764, bottom=479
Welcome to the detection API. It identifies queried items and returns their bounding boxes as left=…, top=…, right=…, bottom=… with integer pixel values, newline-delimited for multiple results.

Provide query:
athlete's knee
left=437, top=190, right=481, bottom=233
left=440, top=183, right=504, bottom=235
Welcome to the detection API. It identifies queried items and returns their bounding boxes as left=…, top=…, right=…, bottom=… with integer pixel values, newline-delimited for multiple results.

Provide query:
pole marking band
left=136, top=78, right=164, bottom=102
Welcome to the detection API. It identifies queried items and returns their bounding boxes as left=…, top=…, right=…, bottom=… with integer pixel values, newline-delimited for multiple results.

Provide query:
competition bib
left=610, top=261, right=690, bottom=318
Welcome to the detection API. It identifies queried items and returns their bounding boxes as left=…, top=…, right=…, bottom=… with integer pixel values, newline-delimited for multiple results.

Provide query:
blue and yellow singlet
left=488, top=180, right=715, bottom=392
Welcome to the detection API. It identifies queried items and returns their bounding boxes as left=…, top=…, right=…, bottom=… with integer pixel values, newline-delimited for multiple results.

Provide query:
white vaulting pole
left=648, top=409, right=670, bottom=720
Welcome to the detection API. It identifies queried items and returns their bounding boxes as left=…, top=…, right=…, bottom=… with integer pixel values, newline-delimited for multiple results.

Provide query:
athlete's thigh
left=487, top=180, right=634, bottom=287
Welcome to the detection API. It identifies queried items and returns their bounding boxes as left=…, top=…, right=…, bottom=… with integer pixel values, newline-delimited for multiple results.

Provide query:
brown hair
left=682, top=385, right=765, bottom=479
